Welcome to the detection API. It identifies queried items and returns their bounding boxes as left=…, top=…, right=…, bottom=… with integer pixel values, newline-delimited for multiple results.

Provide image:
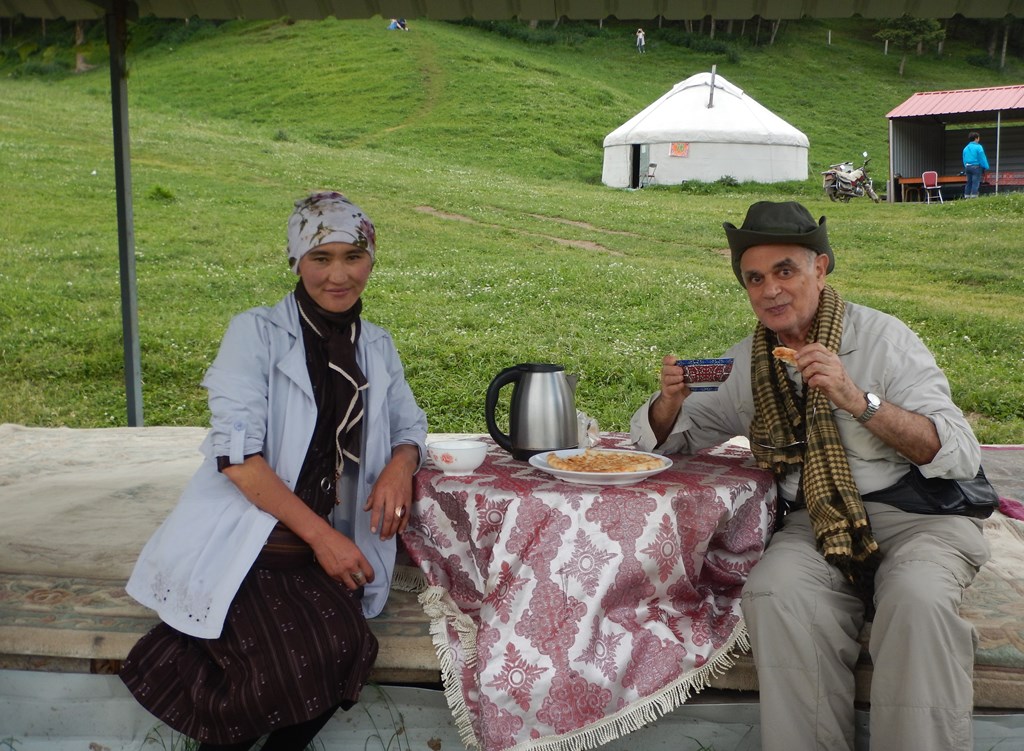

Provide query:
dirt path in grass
left=380, top=35, right=445, bottom=135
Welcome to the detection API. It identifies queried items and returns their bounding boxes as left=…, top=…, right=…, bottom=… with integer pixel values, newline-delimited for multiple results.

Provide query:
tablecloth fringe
left=497, top=625, right=752, bottom=751
left=418, top=584, right=482, bottom=749
left=391, top=564, right=428, bottom=593
left=416, top=582, right=753, bottom=751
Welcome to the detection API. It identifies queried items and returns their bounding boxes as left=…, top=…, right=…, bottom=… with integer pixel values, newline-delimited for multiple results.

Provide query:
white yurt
left=602, top=70, right=809, bottom=189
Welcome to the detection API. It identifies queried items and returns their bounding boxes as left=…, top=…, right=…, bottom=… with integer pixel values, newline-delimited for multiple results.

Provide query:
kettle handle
left=485, top=365, right=521, bottom=453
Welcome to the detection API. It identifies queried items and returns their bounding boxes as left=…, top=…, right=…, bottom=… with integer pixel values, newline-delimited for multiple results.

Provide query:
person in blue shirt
left=962, top=132, right=989, bottom=198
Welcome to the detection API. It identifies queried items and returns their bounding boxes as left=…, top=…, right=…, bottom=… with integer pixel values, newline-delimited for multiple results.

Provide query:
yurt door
left=630, top=144, right=650, bottom=189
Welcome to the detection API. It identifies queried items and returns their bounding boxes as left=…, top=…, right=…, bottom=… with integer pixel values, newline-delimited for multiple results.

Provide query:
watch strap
left=857, top=392, right=880, bottom=424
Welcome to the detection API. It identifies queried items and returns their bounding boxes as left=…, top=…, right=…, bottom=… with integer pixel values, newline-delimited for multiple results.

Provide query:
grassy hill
left=1, top=16, right=1022, bottom=442
left=74, top=16, right=1023, bottom=180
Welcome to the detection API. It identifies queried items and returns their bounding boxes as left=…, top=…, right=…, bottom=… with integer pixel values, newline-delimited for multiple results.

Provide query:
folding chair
left=640, top=163, right=657, bottom=188
left=922, top=171, right=943, bottom=204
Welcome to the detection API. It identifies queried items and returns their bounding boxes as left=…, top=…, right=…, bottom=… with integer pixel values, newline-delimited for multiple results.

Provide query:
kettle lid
left=516, top=363, right=564, bottom=373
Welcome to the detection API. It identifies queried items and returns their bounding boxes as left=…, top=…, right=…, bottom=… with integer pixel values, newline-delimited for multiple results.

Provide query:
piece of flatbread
left=547, top=449, right=663, bottom=473
left=772, top=346, right=798, bottom=366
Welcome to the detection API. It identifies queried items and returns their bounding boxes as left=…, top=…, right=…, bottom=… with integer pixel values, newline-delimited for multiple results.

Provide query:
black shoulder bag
left=862, top=465, right=999, bottom=519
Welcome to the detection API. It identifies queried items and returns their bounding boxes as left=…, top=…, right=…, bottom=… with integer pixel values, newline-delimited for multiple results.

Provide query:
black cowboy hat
left=723, top=201, right=834, bottom=286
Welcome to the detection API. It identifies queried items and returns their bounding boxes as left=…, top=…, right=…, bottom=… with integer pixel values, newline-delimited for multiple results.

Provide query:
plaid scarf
left=749, top=285, right=881, bottom=593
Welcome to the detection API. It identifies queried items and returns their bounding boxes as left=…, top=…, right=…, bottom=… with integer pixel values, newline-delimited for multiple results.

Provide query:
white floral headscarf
left=286, top=191, right=376, bottom=273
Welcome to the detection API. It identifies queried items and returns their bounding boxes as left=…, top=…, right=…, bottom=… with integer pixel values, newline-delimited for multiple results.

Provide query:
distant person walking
left=636, top=28, right=646, bottom=53
left=962, top=131, right=989, bottom=198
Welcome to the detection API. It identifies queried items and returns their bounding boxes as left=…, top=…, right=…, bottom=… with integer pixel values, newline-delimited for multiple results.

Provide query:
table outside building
left=897, top=174, right=966, bottom=202
left=401, top=434, right=776, bottom=751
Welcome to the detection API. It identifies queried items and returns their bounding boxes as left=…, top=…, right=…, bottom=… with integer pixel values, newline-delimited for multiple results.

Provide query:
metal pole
left=887, top=117, right=895, bottom=203
left=995, top=111, right=1002, bottom=195
left=106, top=0, right=144, bottom=426
left=707, top=64, right=716, bottom=108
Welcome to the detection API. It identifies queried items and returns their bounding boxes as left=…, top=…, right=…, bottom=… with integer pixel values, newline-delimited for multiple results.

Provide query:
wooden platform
left=2, top=424, right=1024, bottom=712
left=0, top=424, right=441, bottom=684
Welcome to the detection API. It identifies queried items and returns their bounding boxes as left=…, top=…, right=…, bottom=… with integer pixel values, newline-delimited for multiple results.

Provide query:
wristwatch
left=857, top=392, right=881, bottom=424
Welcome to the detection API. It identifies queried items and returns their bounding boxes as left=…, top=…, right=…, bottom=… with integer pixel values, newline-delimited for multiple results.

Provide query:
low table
left=897, top=175, right=966, bottom=202
left=401, top=435, right=776, bottom=751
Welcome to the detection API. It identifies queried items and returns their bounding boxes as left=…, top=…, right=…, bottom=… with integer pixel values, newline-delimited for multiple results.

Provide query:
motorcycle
left=822, top=152, right=880, bottom=203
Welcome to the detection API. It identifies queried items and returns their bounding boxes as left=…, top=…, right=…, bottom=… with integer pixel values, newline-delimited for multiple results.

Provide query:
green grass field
left=1, top=16, right=1022, bottom=442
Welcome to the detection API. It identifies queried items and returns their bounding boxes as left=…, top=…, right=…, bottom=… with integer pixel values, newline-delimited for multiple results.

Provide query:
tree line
left=1, top=13, right=1021, bottom=77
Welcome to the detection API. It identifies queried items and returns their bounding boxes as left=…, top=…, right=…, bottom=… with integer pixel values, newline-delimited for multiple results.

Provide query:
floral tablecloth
left=401, top=434, right=776, bottom=751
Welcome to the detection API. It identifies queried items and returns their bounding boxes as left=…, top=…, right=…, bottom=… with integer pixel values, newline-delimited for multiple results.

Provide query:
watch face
left=867, top=393, right=881, bottom=408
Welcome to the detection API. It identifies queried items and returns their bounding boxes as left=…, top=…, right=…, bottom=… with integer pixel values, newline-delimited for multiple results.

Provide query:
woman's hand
left=365, top=443, right=420, bottom=540
left=306, top=525, right=374, bottom=590
left=222, top=455, right=373, bottom=589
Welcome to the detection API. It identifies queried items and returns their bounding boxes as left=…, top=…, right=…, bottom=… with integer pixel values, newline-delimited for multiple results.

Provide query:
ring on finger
left=352, top=571, right=365, bottom=584
left=395, top=506, right=406, bottom=519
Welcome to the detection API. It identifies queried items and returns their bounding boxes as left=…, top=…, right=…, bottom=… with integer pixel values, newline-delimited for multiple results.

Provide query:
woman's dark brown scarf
left=294, top=281, right=368, bottom=496
left=749, top=284, right=881, bottom=594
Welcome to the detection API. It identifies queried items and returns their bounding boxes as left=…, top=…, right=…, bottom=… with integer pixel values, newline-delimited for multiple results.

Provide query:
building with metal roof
left=886, top=84, right=1024, bottom=202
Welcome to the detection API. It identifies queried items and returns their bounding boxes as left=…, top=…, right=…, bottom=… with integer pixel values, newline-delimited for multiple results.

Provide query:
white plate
left=528, top=448, right=673, bottom=486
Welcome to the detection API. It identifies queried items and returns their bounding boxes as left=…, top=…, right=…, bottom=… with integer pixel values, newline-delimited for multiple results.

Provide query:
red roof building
left=886, top=84, right=1024, bottom=202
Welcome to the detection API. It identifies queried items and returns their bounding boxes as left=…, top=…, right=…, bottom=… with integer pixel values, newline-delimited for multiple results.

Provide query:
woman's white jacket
left=125, top=293, right=427, bottom=638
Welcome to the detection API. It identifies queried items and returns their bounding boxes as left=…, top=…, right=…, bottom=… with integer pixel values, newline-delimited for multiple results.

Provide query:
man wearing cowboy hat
left=631, top=200, right=990, bottom=751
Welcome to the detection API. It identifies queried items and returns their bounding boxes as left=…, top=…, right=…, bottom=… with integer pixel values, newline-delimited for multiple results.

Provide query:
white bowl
left=427, top=440, right=487, bottom=475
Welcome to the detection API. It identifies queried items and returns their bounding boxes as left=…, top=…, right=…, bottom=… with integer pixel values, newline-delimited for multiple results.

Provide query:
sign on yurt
left=602, top=70, right=809, bottom=189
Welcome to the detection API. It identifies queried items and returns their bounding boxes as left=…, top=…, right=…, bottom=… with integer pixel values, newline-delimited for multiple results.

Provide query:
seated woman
left=120, top=191, right=427, bottom=751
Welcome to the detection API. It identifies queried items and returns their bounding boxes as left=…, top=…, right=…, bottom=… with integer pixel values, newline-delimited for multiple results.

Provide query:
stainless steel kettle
left=485, top=363, right=579, bottom=460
